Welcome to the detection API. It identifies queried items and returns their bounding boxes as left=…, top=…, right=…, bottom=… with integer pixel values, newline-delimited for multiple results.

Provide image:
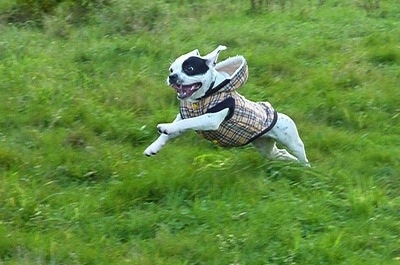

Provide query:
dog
left=144, top=45, right=310, bottom=166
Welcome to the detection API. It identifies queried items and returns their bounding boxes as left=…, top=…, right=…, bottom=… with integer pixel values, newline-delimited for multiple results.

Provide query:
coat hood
left=215, top=55, right=248, bottom=92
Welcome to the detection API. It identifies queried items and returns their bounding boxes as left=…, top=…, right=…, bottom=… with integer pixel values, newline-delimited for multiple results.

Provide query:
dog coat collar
left=196, top=56, right=248, bottom=100
left=198, top=79, right=230, bottom=100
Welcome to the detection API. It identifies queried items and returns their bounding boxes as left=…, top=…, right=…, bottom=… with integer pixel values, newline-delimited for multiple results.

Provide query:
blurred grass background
left=0, top=0, right=399, bottom=264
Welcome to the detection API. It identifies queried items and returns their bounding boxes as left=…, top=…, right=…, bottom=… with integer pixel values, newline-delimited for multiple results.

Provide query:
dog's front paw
left=143, top=134, right=170, bottom=157
left=157, top=123, right=178, bottom=135
left=144, top=142, right=162, bottom=156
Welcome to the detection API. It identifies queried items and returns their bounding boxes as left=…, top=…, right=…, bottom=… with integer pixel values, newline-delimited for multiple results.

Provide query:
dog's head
left=167, top=45, right=227, bottom=101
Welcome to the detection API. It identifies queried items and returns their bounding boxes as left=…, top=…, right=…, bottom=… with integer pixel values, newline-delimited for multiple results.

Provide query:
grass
left=1, top=0, right=400, bottom=264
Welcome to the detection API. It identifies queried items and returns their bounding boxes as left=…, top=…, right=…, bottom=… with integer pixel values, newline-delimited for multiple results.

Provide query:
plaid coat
left=180, top=56, right=277, bottom=147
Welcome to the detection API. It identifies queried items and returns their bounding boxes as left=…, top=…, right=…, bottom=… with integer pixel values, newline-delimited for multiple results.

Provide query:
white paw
left=157, top=123, right=178, bottom=135
left=143, top=142, right=163, bottom=156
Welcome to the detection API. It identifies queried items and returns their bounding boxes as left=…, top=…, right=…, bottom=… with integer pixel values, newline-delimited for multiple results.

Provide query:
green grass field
left=1, top=0, right=399, bottom=264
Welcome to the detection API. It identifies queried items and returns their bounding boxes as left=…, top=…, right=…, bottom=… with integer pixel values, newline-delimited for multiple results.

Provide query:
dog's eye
left=169, top=68, right=173, bottom=73
left=185, top=66, right=194, bottom=72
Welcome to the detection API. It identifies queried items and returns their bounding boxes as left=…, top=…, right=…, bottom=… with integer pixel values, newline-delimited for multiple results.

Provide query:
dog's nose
left=169, top=74, right=178, bottom=84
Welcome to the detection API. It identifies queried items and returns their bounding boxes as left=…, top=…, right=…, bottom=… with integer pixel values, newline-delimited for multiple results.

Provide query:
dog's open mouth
left=172, top=83, right=202, bottom=99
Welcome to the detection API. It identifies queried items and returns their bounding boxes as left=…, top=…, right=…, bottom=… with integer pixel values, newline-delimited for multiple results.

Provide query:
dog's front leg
left=157, top=108, right=229, bottom=135
left=143, top=113, right=182, bottom=156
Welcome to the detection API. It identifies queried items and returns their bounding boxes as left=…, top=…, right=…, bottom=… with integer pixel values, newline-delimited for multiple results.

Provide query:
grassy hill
left=1, top=0, right=399, bottom=264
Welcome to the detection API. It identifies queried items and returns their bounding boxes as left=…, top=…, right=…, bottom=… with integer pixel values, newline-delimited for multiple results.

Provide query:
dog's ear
left=185, top=49, right=200, bottom=57
left=203, top=45, right=227, bottom=67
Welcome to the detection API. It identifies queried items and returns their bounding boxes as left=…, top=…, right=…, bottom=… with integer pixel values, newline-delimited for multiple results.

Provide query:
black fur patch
left=182, top=56, right=209, bottom=76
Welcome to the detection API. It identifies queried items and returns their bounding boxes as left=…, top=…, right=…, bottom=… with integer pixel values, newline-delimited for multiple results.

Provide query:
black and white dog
left=144, top=45, right=309, bottom=166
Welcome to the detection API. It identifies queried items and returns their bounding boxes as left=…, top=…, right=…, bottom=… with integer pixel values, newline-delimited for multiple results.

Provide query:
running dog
left=144, top=45, right=310, bottom=166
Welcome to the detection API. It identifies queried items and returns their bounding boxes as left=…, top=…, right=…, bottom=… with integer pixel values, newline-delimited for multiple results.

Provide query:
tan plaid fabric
left=180, top=56, right=277, bottom=147
left=218, top=60, right=248, bottom=92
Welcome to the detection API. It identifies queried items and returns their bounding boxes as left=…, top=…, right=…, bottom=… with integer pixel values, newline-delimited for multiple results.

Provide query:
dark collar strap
left=196, top=79, right=230, bottom=100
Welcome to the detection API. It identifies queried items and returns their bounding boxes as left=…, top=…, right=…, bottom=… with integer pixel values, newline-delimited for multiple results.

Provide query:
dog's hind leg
left=264, top=113, right=310, bottom=166
left=252, top=136, right=298, bottom=162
